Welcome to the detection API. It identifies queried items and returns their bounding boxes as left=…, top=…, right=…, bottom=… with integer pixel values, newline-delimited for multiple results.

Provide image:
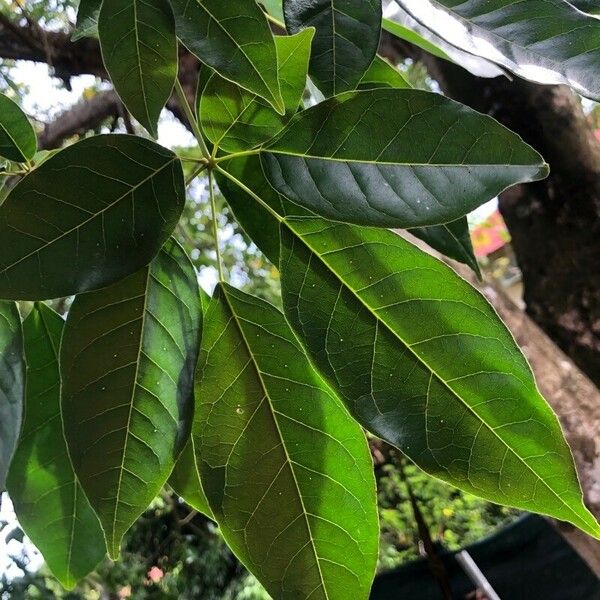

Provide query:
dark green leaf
left=7, top=304, right=105, bottom=589
left=0, top=93, right=37, bottom=163
left=61, top=239, right=202, bottom=558
left=0, top=301, right=24, bottom=490
left=358, top=55, right=410, bottom=90
left=200, top=30, right=313, bottom=153
left=196, top=284, right=379, bottom=598
left=284, top=0, right=382, bottom=97
left=99, top=0, right=178, bottom=137
left=395, top=0, right=600, bottom=101
left=410, top=219, right=480, bottom=276
left=0, top=134, right=185, bottom=300
left=170, top=0, right=285, bottom=114
left=261, top=89, right=548, bottom=228
left=72, top=0, right=101, bottom=40
left=278, top=216, right=600, bottom=539
left=570, top=1, right=599, bottom=15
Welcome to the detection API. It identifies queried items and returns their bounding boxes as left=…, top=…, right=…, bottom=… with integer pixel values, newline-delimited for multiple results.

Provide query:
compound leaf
left=196, top=284, right=379, bottom=599
left=7, top=304, right=105, bottom=589
left=99, top=0, right=178, bottom=137
left=0, top=134, right=185, bottom=300
left=261, top=89, right=548, bottom=228
left=61, top=239, right=201, bottom=558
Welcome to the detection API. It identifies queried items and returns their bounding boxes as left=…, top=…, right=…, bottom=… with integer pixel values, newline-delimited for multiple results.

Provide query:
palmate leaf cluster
left=1, top=0, right=599, bottom=597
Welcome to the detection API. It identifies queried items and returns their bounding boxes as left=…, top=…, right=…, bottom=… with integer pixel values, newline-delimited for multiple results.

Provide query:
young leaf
left=278, top=217, right=600, bottom=539
left=358, top=56, right=410, bottom=90
left=261, top=88, right=549, bottom=228
left=394, top=0, right=600, bottom=101
left=0, top=93, right=37, bottom=163
left=0, top=134, right=185, bottom=300
left=170, top=0, right=285, bottom=114
left=0, top=301, right=24, bottom=490
left=7, top=305, right=105, bottom=589
left=196, top=284, right=379, bottom=599
left=99, top=0, right=178, bottom=137
left=72, top=0, right=101, bottom=40
left=283, top=0, right=382, bottom=97
left=61, top=239, right=202, bottom=558
left=169, top=437, right=213, bottom=518
left=200, top=30, right=314, bottom=153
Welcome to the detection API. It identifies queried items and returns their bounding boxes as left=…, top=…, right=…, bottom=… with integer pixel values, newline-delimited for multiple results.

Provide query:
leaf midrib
left=287, top=218, right=588, bottom=529
left=221, top=286, right=330, bottom=600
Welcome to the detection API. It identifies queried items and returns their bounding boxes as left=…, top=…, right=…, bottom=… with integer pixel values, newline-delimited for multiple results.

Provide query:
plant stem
left=215, top=165, right=282, bottom=223
left=185, top=162, right=208, bottom=186
left=264, top=12, right=285, bottom=30
left=208, top=170, right=225, bottom=282
left=214, top=148, right=261, bottom=165
left=174, top=78, right=211, bottom=160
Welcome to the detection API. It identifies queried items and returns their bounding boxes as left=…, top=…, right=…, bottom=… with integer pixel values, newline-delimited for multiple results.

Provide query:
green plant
left=1, top=0, right=599, bottom=598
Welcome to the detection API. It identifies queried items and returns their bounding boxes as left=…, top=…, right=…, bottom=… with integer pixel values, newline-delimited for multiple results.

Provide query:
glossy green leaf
left=7, top=304, right=105, bottom=589
left=358, top=56, right=410, bottom=90
left=170, top=0, right=285, bottom=114
left=0, top=93, right=37, bottom=163
left=196, top=284, right=379, bottom=599
left=571, top=1, right=600, bottom=16
left=283, top=0, right=382, bottom=97
left=261, top=88, right=549, bottom=228
left=395, top=0, right=600, bottom=101
left=72, top=0, right=101, bottom=40
left=99, top=0, right=178, bottom=137
left=61, top=239, right=202, bottom=558
left=410, top=218, right=481, bottom=277
left=169, top=437, right=213, bottom=518
left=0, top=134, right=185, bottom=300
left=278, top=216, right=600, bottom=539
left=200, top=30, right=313, bottom=153
left=0, top=301, right=24, bottom=491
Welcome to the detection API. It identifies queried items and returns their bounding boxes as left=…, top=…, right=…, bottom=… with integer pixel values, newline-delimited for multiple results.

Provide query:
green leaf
left=0, top=134, right=185, bottom=300
left=7, top=304, right=105, bottom=589
left=196, top=284, right=379, bottom=599
left=170, top=0, right=285, bottom=114
left=570, top=1, right=600, bottom=15
left=261, top=88, right=549, bottom=228
left=410, top=219, right=480, bottom=277
left=200, top=30, right=314, bottom=153
left=382, top=15, right=449, bottom=61
left=99, top=0, right=178, bottom=137
left=169, top=437, right=213, bottom=518
left=0, top=301, right=24, bottom=491
left=72, top=0, right=101, bottom=40
left=0, top=93, right=37, bottom=163
left=395, top=0, right=600, bottom=101
left=358, top=55, right=410, bottom=90
left=283, top=0, right=382, bottom=97
left=278, top=216, right=600, bottom=539
left=60, top=239, right=202, bottom=558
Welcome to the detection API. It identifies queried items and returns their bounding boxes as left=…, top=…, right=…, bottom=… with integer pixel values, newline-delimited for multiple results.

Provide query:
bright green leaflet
left=99, top=0, right=178, bottom=137
left=169, top=437, right=213, bottom=518
left=358, top=55, right=410, bottom=90
left=72, top=0, right=101, bottom=40
left=0, top=301, right=24, bottom=491
left=61, top=239, right=202, bottom=559
left=201, top=30, right=314, bottom=153
left=381, top=16, right=449, bottom=61
left=196, top=284, right=379, bottom=599
left=0, top=93, right=37, bottom=163
left=170, top=0, right=284, bottom=114
left=0, top=134, right=185, bottom=300
left=395, top=0, right=600, bottom=101
left=283, top=0, right=382, bottom=97
left=261, top=88, right=548, bottom=228
left=278, top=217, right=600, bottom=539
left=7, top=304, right=105, bottom=589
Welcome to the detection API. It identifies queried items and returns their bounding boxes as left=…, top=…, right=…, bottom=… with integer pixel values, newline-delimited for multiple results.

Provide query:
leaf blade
left=72, top=0, right=101, bottom=40
left=61, top=239, right=202, bottom=558
left=99, top=0, right=178, bottom=136
left=196, top=284, right=379, bottom=599
left=0, top=93, right=37, bottom=163
left=0, top=134, right=185, bottom=300
left=7, top=304, right=106, bottom=589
